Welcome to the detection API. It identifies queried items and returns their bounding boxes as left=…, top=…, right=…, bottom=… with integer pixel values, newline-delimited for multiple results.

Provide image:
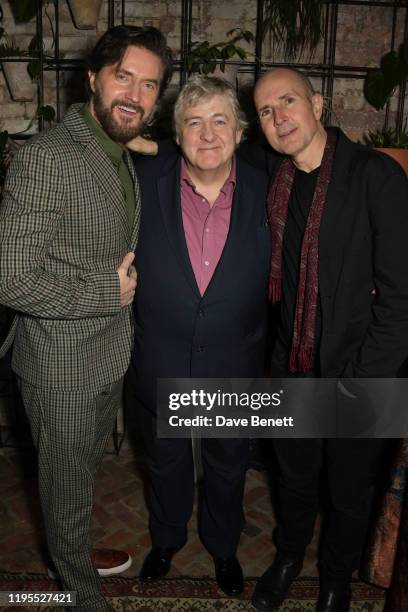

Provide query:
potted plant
left=0, top=28, right=37, bottom=101
left=364, top=38, right=408, bottom=176
left=187, top=28, right=255, bottom=85
left=67, top=0, right=103, bottom=30
left=262, top=0, right=323, bottom=60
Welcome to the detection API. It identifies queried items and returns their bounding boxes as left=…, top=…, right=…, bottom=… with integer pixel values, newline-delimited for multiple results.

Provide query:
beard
left=92, top=84, right=150, bottom=144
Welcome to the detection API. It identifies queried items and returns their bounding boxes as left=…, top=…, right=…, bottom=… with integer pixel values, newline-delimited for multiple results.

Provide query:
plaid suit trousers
left=18, top=378, right=124, bottom=612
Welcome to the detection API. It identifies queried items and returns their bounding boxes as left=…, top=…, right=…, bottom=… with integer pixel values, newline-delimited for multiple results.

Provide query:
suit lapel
left=157, top=156, right=254, bottom=299
left=158, top=161, right=201, bottom=296
left=83, top=140, right=130, bottom=237
left=319, top=132, right=352, bottom=258
left=318, top=131, right=355, bottom=299
left=203, top=160, right=252, bottom=297
left=63, top=104, right=131, bottom=245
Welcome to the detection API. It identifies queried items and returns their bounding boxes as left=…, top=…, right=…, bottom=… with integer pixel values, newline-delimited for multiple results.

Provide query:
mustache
left=112, top=100, right=145, bottom=118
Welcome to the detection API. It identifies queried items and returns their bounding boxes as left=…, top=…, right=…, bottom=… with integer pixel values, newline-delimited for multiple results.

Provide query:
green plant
left=0, top=27, right=41, bottom=80
left=17, top=104, right=56, bottom=135
left=262, top=0, right=323, bottom=60
left=0, top=27, right=26, bottom=57
left=363, top=121, right=408, bottom=149
left=9, top=0, right=40, bottom=23
left=364, top=38, right=408, bottom=111
left=0, top=27, right=55, bottom=130
left=363, top=39, right=408, bottom=149
left=187, top=28, right=255, bottom=75
left=38, top=105, right=56, bottom=123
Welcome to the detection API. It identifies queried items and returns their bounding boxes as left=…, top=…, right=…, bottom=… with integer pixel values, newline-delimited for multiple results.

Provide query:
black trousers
left=273, top=437, right=384, bottom=583
left=138, top=403, right=249, bottom=558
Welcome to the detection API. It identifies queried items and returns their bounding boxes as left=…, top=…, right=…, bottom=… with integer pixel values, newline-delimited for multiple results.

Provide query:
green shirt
left=81, top=103, right=135, bottom=227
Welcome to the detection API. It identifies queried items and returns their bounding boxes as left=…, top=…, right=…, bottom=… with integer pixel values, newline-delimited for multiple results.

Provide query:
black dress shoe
left=139, top=547, right=175, bottom=582
left=214, top=556, right=244, bottom=596
left=316, top=583, right=351, bottom=612
left=251, top=555, right=303, bottom=611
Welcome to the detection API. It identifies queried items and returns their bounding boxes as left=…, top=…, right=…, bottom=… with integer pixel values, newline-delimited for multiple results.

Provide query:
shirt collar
left=180, top=156, right=237, bottom=195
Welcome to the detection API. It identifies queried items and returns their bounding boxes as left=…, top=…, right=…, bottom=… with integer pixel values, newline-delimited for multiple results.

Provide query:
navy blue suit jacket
left=130, top=152, right=271, bottom=410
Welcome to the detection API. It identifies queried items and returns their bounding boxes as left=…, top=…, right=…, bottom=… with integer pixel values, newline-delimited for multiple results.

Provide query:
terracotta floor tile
left=0, top=443, right=321, bottom=580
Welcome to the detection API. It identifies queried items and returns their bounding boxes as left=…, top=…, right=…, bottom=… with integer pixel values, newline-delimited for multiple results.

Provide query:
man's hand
left=126, top=136, right=158, bottom=156
left=117, top=252, right=137, bottom=307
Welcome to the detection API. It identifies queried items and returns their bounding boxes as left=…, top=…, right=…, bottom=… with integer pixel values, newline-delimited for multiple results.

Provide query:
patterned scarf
left=267, top=128, right=337, bottom=373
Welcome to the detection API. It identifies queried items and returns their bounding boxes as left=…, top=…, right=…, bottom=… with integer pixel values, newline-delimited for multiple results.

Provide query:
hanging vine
left=262, top=0, right=324, bottom=60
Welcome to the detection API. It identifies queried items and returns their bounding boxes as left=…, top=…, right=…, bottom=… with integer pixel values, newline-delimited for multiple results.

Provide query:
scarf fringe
left=269, top=278, right=282, bottom=303
left=289, top=345, right=314, bottom=374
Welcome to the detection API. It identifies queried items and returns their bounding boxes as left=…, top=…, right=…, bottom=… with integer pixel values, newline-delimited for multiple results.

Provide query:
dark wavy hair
left=86, top=25, right=173, bottom=97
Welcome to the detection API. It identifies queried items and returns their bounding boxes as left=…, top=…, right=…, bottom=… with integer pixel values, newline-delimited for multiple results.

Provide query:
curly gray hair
left=173, top=74, right=247, bottom=137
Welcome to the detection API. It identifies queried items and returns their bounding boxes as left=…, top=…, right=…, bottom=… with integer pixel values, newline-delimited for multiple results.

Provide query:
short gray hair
left=173, top=74, right=247, bottom=137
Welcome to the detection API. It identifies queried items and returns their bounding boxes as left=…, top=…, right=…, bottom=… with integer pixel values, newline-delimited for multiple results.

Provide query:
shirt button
left=204, top=261, right=210, bottom=267
left=197, top=345, right=205, bottom=352
left=202, top=198, right=206, bottom=203
left=198, top=309, right=204, bottom=317
left=205, top=228, right=210, bottom=233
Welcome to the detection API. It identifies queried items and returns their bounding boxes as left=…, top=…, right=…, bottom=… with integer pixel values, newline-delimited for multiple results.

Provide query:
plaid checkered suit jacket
left=0, top=104, right=140, bottom=391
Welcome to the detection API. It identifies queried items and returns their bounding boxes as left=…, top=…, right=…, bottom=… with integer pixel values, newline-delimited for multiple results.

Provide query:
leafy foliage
left=363, top=121, right=408, bottom=149
left=365, top=39, right=408, bottom=111
left=38, top=105, right=56, bottom=123
left=187, top=29, right=254, bottom=75
left=9, top=0, right=39, bottom=23
left=0, top=28, right=27, bottom=57
left=0, top=27, right=42, bottom=80
left=262, top=0, right=323, bottom=60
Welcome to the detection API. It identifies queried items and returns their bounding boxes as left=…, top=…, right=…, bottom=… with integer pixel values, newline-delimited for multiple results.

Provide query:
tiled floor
left=0, top=432, right=321, bottom=581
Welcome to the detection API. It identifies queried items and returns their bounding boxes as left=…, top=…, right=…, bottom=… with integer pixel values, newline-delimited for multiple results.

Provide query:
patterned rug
left=0, top=574, right=386, bottom=611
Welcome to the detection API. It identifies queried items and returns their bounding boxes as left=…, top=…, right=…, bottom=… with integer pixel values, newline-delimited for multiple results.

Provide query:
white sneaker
left=48, top=548, right=132, bottom=579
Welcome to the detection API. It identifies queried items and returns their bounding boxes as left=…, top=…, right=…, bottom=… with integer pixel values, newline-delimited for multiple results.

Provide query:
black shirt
left=280, top=166, right=322, bottom=368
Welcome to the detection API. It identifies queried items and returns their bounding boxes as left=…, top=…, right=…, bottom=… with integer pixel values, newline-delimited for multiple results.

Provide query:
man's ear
left=312, top=93, right=324, bottom=121
left=88, top=71, right=96, bottom=94
left=235, top=128, right=243, bottom=146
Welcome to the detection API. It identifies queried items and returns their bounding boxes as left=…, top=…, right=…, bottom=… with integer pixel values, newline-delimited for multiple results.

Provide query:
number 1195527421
left=0, top=591, right=76, bottom=606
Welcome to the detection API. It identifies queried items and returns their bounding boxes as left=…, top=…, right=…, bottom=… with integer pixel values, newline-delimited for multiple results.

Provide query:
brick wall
left=0, top=0, right=407, bottom=142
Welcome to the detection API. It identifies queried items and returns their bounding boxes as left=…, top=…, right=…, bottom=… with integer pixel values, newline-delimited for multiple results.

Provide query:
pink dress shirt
left=180, top=157, right=236, bottom=295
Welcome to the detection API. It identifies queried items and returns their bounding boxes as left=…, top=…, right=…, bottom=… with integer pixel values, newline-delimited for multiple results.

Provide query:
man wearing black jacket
left=251, top=67, right=408, bottom=612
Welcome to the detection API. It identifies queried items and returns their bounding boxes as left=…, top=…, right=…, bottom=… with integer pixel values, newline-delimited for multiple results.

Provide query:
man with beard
left=0, top=26, right=172, bottom=612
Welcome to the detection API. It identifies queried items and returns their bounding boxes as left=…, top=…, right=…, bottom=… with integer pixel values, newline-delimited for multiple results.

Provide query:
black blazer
left=270, top=130, right=408, bottom=377
left=130, top=152, right=271, bottom=409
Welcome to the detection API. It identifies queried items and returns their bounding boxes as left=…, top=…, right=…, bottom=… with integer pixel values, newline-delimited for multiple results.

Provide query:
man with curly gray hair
left=128, top=74, right=271, bottom=596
